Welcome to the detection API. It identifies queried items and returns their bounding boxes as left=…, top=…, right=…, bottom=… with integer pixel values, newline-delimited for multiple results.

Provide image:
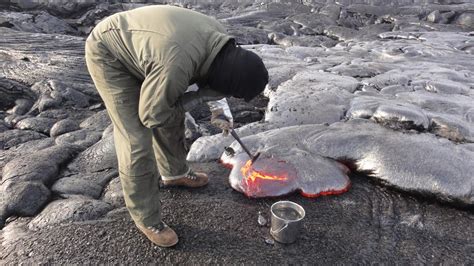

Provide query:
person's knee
left=137, top=107, right=151, bottom=129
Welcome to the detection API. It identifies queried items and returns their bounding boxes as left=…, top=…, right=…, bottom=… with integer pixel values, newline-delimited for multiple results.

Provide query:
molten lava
left=238, top=159, right=296, bottom=197
left=240, top=160, right=288, bottom=182
left=223, top=154, right=351, bottom=198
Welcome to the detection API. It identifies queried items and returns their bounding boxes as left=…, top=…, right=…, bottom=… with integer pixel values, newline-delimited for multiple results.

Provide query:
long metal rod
left=230, top=129, right=254, bottom=159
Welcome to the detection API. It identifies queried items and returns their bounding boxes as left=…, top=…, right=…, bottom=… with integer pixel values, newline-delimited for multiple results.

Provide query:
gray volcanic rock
left=0, top=28, right=94, bottom=91
left=427, top=10, right=442, bottom=23
left=347, top=96, right=430, bottom=131
left=0, top=141, right=76, bottom=226
left=37, top=109, right=72, bottom=120
left=233, top=109, right=263, bottom=123
left=50, top=169, right=116, bottom=202
left=423, top=80, right=471, bottom=95
left=52, top=177, right=103, bottom=199
left=289, top=13, right=337, bottom=34
left=15, top=116, right=57, bottom=135
left=8, top=0, right=98, bottom=16
left=55, top=129, right=102, bottom=150
left=327, top=61, right=386, bottom=79
left=380, top=85, right=413, bottom=95
left=102, top=124, right=113, bottom=138
left=265, top=70, right=358, bottom=127
left=6, top=137, right=56, bottom=154
left=29, top=80, right=91, bottom=113
left=258, top=20, right=301, bottom=36
left=345, top=4, right=391, bottom=17
left=309, top=120, right=474, bottom=205
left=319, top=4, right=341, bottom=20
left=265, top=64, right=302, bottom=91
left=28, top=197, right=112, bottom=230
left=269, top=32, right=338, bottom=47
left=102, top=177, right=124, bottom=208
left=0, top=137, right=56, bottom=172
left=0, top=129, right=45, bottom=150
left=54, top=118, right=116, bottom=201
left=74, top=3, right=111, bottom=26
left=0, top=181, right=50, bottom=218
left=7, top=98, right=33, bottom=116
left=79, top=109, right=111, bottom=132
left=221, top=4, right=288, bottom=27
left=455, top=11, right=474, bottom=29
left=356, top=24, right=395, bottom=40
left=64, top=170, right=117, bottom=188
left=323, top=26, right=359, bottom=41
left=0, top=11, right=31, bottom=28
left=50, top=118, right=80, bottom=137
left=396, top=91, right=474, bottom=121
left=0, top=11, right=77, bottom=34
left=0, top=77, right=34, bottom=111
left=3, top=114, right=30, bottom=128
left=429, top=114, right=474, bottom=142
left=226, top=25, right=269, bottom=44
left=362, top=70, right=411, bottom=89
left=0, top=121, right=8, bottom=133
left=222, top=10, right=276, bottom=27
left=32, top=11, right=76, bottom=33
left=2, top=144, right=78, bottom=184
left=67, top=135, right=117, bottom=173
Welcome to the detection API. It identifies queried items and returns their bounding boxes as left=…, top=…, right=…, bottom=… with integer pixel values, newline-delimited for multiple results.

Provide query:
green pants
left=85, top=29, right=189, bottom=227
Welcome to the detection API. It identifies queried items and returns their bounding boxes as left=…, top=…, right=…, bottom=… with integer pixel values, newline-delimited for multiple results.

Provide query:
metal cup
left=270, top=201, right=305, bottom=244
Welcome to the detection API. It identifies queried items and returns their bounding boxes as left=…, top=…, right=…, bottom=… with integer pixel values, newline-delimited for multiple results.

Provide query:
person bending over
left=85, top=5, right=268, bottom=247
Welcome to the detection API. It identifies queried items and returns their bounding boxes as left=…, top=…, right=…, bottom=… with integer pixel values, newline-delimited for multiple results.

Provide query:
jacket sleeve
left=138, top=63, right=189, bottom=128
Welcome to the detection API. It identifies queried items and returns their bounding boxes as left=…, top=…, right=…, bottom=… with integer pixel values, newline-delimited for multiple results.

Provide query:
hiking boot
left=136, top=222, right=178, bottom=247
left=162, top=171, right=209, bottom=188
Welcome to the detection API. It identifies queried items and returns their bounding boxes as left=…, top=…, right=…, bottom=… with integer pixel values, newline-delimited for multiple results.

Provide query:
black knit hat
left=207, top=40, right=269, bottom=102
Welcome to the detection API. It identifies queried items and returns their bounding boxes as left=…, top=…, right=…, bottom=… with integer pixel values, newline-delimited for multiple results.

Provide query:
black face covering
left=207, top=40, right=269, bottom=102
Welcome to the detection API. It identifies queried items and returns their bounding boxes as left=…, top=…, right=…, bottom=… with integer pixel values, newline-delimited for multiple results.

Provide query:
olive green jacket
left=94, top=5, right=232, bottom=128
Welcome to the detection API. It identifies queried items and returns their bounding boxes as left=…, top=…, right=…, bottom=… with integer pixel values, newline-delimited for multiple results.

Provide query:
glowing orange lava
left=240, top=160, right=288, bottom=182
left=222, top=156, right=351, bottom=198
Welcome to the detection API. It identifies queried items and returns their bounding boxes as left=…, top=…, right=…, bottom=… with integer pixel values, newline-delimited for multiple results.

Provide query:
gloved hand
left=208, top=98, right=233, bottom=136
left=211, top=108, right=233, bottom=136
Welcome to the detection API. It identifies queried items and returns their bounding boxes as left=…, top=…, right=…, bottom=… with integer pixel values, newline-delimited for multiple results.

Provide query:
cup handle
left=270, top=222, right=288, bottom=234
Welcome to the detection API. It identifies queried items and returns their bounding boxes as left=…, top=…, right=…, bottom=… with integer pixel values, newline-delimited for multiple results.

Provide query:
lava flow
left=224, top=155, right=350, bottom=198
left=240, top=160, right=288, bottom=182
left=239, top=158, right=296, bottom=198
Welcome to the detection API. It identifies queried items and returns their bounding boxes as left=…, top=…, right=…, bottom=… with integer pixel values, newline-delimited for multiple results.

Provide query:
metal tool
left=230, top=129, right=261, bottom=164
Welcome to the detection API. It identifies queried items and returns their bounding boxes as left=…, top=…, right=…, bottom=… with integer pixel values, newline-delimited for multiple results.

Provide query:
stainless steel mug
left=270, top=201, right=305, bottom=244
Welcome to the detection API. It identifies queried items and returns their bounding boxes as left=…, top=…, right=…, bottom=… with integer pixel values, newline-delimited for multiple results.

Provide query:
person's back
left=93, top=5, right=231, bottom=83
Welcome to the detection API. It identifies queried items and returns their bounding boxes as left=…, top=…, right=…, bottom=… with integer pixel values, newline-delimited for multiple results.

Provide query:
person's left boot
left=162, top=171, right=208, bottom=188
left=136, top=222, right=178, bottom=247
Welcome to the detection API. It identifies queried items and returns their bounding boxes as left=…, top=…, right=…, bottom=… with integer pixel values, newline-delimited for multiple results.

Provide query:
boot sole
left=161, top=180, right=209, bottom=188
left=156, top=238, right=179, bottom=248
